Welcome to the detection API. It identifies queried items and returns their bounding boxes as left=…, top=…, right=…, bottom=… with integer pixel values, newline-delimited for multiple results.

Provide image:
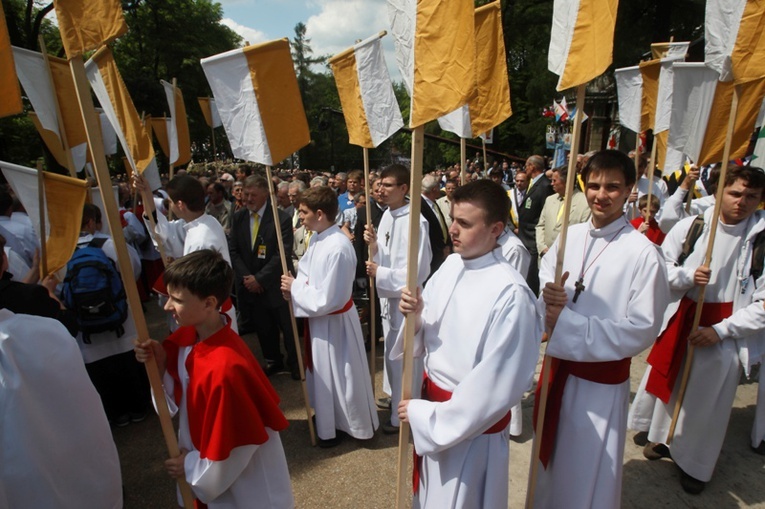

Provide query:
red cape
left=163, top=321, right=288, bottom=461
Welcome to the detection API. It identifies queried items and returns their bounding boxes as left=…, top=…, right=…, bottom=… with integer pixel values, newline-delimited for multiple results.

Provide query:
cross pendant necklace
left=573, top=277, right=586, bottom=303
left=573, top=224, right=627, bottom=304
left=385, top=231, right=390, bottom=247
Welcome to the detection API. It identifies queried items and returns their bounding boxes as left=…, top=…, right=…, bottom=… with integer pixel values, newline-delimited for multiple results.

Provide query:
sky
left=218, top=0, right=402, bottom=81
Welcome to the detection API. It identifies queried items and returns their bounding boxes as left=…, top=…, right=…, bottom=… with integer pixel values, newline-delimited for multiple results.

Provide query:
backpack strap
left=88, top=237, right=108, bottom=249
left=677, top=214, right=705, bottom=266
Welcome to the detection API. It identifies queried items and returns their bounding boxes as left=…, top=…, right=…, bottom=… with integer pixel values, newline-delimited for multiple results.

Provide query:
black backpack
left=677, top=214, right=765, bottom=282
left=62, top=237, right=128, bottom=343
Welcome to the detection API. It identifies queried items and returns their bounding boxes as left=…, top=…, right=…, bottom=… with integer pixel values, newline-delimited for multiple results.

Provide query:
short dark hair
left=163, top=249, right=233, bottom=309
left=166, top=175, right=206, bottom=212
left=380, top=164, right=410, bottom=187
left=451, top=180, right=509, bottom=228
left=725, top=165, right=765, bottom=191
left=552, top=166, right=568, bottom=181
left=581, top=150, right=637, bottom=188
left=298, top=186, right=338, bottom=219
left=81, top=203, right=101, bottom=228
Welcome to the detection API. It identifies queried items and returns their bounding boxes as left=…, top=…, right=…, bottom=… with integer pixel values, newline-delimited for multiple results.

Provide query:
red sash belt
left=646, top=297, right=733, bottom=403
left=532, top=357, right=631, bottom=468
left=413, top=374, right=512, bottom=493
left=303, top=298, right=354, bottom=372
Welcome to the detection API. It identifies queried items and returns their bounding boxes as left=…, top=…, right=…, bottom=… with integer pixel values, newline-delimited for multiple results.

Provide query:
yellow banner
left=731, top=0, right=765, bottom=84
left=244, top=39, right=310, bottom=165
left=331, top=50, right=374, bottom=148
left=639, top=59, right=661, bottom=131
left=43, top=172, right=90, bottom=275
left=0, top=2, right=22, bottom=118
left=54, top=0, right=127, bottom=58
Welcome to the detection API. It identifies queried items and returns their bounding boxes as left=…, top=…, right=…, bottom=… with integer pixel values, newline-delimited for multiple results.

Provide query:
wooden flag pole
left=38, top=36, right=78, bottom=178
left=363, top=147, right=377, bottom=390
left=525, top=83, right=586, bottom=509
left=209, top=97, right=217, bottom=161
left=667, top=86, right=740, bottom=444
left=264, top=165, right=317, bottom=446
left=36, top=159, right=48, bottom=276
left=644, top=137, right=658, bottom=224
left=395, top=125, right=425, bottom=509
left=169, top=78, right=178, bottom=180
left=482, top=136, right=488, bottom=173
left=68, top=54, right=195, bottom=509
left=460, top=138, right=467, bottom=185
left=685, top=168, right=697, bottom=214
left=631, top=128, right=642, bottom=219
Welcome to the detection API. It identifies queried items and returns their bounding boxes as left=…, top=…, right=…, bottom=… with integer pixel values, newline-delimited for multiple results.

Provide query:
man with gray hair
left=517, top=154, right=553, bottom=294
left=421, top=173, right=451, bottom=276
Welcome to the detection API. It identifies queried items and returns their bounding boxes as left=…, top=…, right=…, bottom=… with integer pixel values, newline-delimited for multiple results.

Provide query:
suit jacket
left=420, top=196, right=451, bottom=275
left=517, top=174, right=553, bottom=254
left=535, top=191, right=591, bottom=256
left=229, top=200, right=294, bottom=308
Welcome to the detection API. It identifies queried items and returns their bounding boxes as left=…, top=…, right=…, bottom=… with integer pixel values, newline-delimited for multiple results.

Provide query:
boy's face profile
left=164, top=285, right=216, bottom=328
left=448, top=201, right=503, bottom=260
left=298, top=204, right=319, bottom=231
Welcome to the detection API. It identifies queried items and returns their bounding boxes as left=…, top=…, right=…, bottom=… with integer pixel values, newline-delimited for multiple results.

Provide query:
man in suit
left=229, top=175, right=298, bottom=379
left=516, top=155, right=553, bottom=294
left=421, top=174, right=452, bottom=278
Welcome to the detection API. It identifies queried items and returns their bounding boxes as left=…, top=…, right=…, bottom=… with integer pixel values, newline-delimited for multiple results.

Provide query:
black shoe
left=376, top=397, right=392, bottom=410
left=633, top=431, right=649, bottom=447
left=679, top=468, right=706, bottom=494
left=752, top=441, right=765, bottom=455
left=129, top=411, right=148, bottom=423
left=643, top=442, right=671, bottom=461
left=111, top=414, right=130, bottom=428
left=264, top=362, right=285, bottom=376
left=381, top=420, right=399, bottom=435
left=290, top=364, right=301, bottom=381
left=317, top=433, right=344, bottom=448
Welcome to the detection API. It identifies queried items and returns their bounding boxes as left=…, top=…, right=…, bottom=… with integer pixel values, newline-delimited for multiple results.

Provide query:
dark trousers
left=85, top=350, right=150, bottom=421
left=237, top=288, right=297, bottom=367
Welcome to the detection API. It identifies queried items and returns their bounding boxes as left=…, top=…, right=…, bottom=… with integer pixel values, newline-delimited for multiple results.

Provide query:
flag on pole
left=85, top=47, right=159, bottom=186
left=480, top=128, right=494, bottom=144
left=1, top=160, right=89, bottom=275
left=150, top=117, right=172, bottom=158
left=198, top=97, right=222, bottom=128
left=615, top=66, right=642, bottom=133
left=706, top=0, right=765, bottom=83
left=548, top=0, right=619, bottom=91
left=12, top=47, right=89, bottom=171
left=668, top=63, right=765, bottom=166
left=752, top=125, right=765, bottom=164
left=651, top=41, right=690, bottom=61
left=387, top=0, right=475, bottom=128
left=200, top=39, right=310, bottom=165
left=0, top=2, right=21, bottom=118
left=436, top=1, right=512, bottom=139
left=97, top=108, right=118, bottom=156
left=54, top=0, right=127, bottom=58
left=329, top=33, right=403, bottom=148
left=160, top=80, right=191, bottom=166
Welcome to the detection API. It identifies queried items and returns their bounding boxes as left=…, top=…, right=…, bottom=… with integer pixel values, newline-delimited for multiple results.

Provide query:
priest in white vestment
left=534, top=150, right=669, bottom=509
left=281, top=187, right=378, bottom=446
left=396, top=180, right=542, bottom=509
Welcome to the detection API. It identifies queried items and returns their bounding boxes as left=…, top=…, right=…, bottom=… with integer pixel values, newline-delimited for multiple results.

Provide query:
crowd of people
left=1, top=147, right=765, bottom=508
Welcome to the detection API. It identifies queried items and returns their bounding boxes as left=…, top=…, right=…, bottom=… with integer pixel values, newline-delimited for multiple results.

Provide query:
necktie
left=305, top=229, right=313, bottom=248
left=251, top=212, right=260, bottom=249
left=556, top=197, right=565, bottom=223
left=433, top=203, right=448, bottom=242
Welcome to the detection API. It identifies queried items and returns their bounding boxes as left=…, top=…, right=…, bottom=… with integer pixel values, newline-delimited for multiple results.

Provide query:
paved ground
left=115, top=302, right=765, bottom=508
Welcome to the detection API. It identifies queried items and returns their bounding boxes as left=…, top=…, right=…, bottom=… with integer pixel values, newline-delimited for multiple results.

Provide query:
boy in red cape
left=136, top=249, right=294, bottom=508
